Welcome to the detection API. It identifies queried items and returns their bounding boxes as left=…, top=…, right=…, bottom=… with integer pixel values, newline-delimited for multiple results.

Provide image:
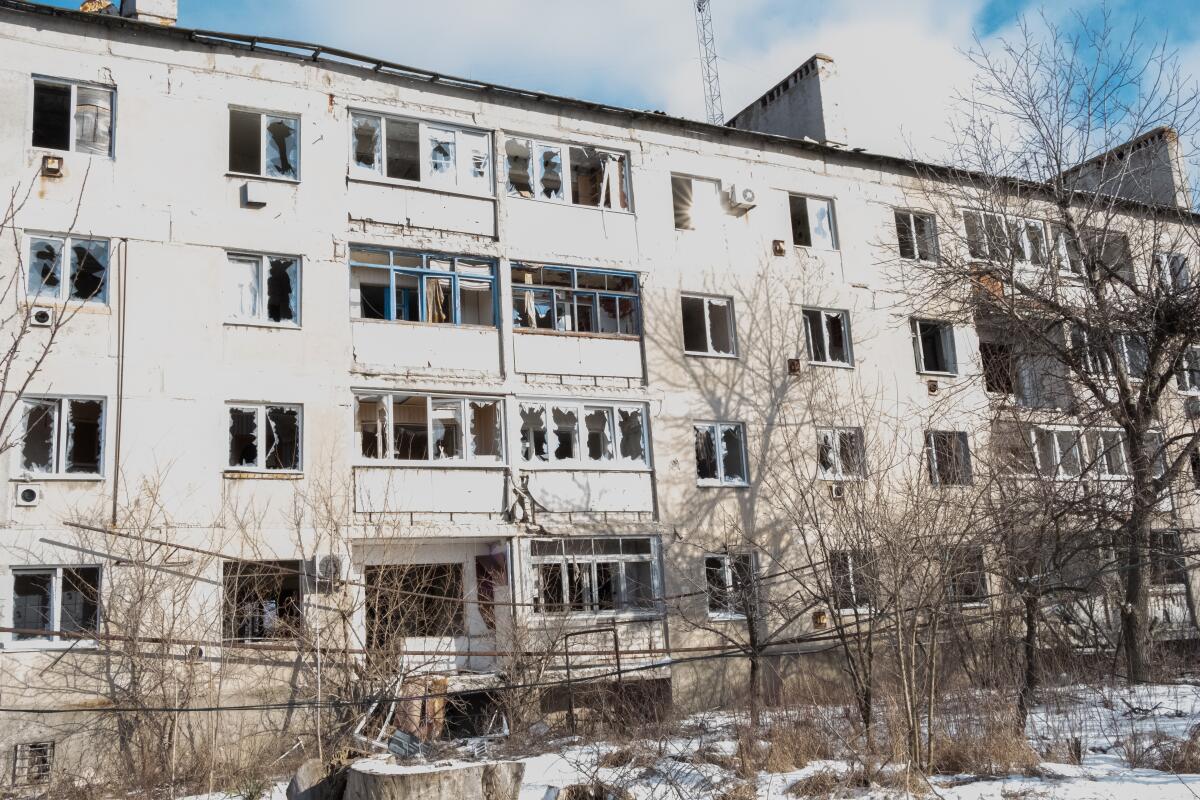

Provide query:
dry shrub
left=927, top=725, right=1039, bottom=776
left=598, top=747, right=636, bottom=768
left=716, top=783, right=757, bottom=800
left=694, top=745, right=739, bottom=772
left=733, top=722, right=833, bottom=777
left=786, top=769, right=843, bottom=797
left=787, top=766, right=928, bottom=798
left=1146, top=725, right=1200, bottom=774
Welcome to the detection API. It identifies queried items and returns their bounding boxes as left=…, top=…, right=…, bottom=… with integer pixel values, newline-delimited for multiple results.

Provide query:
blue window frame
left=350, top=247, right=498, bottom=327
left=511, top=263, right=640, bottom=336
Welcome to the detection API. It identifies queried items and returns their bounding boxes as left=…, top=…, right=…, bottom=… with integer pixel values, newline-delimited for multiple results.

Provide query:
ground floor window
left=222, top=560, right=303, bottom=642
left=13, top=741, right=54, bottom=786
left=705, top=553, right=754, bottom=617
left=365, top=563, right=465, bottom=646
left=11, top=566, right=100, bottom=642
left=532, top=537, right=657, bottom=614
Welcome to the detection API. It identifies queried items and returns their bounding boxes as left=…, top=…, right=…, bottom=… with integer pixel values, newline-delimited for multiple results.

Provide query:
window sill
left=794, top=244, right=840, bottom=254
left=837, top=606, right=872, bottom=616
left=807, top=361, right=855, bottom=370
left=10, top=473, right=103, bottom=483
left=3, top=639, right=97, bottom=652
left=221, top=638, right=300, bottom=648
left=29, top=145, right=112, bottom=162
left=696, top=480, right=749, bottom=489
left=352, top=318, right=499, bottom=333
left=507, top=195, right=635, bottom=216
left=683, top=350, right=739, bottom=360
left=24, top=299, right=110, bottom=314
left=223, top=470, right=303, bottom=480
left=818, top=475, right=864, bottom=482
left=353, top=461, right=506, bottom=471
left=225, top=171, right=300, bottom=185
left=917, top=371, right=959, bottom=379
left=347, top=173, right=495, bottom=202
left=224, top=320, right=301, bottom=331
left=532, top=610, right=661, bottom=621
left=707, top=612, right=748, bottom=622
left=514, top=328, right=640, bottom=342
left=957, top=601, right=989, bottom=609
left=519, top=463, right=652, bottom=474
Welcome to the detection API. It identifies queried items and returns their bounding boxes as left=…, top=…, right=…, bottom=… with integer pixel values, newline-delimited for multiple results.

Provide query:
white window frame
left=926, top=430, right=972, bottom=486
left=1029, top=425, right=1086, bottom=480
left=24, top=232, right=111, bottom=304
left=671, top=173, right=723, bottom=230
left=226, top=252, right=302, bottom=327
left=226, top=403, right=303, bottom=473
left=354, top=393, right=506, bottom=466
left=530, top=537, right=660, bottom=617
left=1075, top=326, right=1147, bottom=382
left=505, top=136, right=632, bottom=211
left=30, top=76, right=115, bottom=158
left=5, top=565, right=101, bottom=651
left=894, top=209, right=938, bottom=262
left=681, top=293, right=738, bottom=357
left=816, top=427, right=865, bottom=480
left=788, top=193, right=839, bottom=250
left=227, top=106, right=301, bottom=181
left=15, top=395, right=105, bottom=479
left=1155, top=251, right=1191, bottom=292
left=963, top=209, right=1008, bottom=262
left=829, top=549, right=873, bottom=612
left=705, top=552, right=755, bottom=619
left=1085, top=428, right=1130, bottom=480
left=348, top=110, right=494, bottom=196
left=517, top=399, right=648, bottom=469
left=802, top=307, right=853, bottom=367
left=911, top=318, right=958, bottom=375
left=694, top=421, right=749, bottom=487
left=1178, top=346, right=1200, bottom=393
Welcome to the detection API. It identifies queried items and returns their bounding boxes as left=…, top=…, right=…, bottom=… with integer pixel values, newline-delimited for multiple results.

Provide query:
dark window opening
left=223, top=560, right=303, bottom=641
left=366, top=563, right=465, bottom=644
left=228, top=109, right=262, bottom=175
left=32, top=82, right=71, bottom=151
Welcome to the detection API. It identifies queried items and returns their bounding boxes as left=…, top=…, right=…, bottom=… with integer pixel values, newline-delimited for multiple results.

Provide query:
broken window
left=519, top=400, right=647, bottom=467
left=1085, top=429, right=1129, bottom=479
left=802, top=308, right=852, bottom=366
left=505, top=137, right=630, bottom=210
left=18, top=397, right=104, bottom=476
left=1150, top=531, right=1187, bottom=586
left=227, top=253, right=300, bottom=325
left=1032, top=426, right=1085, bottom=479
left=1051, top=224, right=1085, bottom=278
left=350, top=112, right=491, bottom=193
left=511, top=264, right=639, bottom=336
left=228, top=108, right=299, bottom=179
left=830, top=549, right=874, bottom=610
left=789, top=194, right=837, bottom=250
left=894, top=210, right=937, bottom=261
left=1072, top=326, right=1146, bottom=381
left=26, top=235, right=109, bottom=303
left=948, top=547, right=988, bottom=605
left=911, top=319, right=957, bottom=374
left=705, top=553, right=754, bottom=617
left=672, top=175, right=722, bottom=230
left=13, top=742, right=54, bottom=786
left=978, top=336, right=1016, bottom=395
left=1155, top=252, right=1191, bottom=292
left=681, top=294, right=736, bottom=355
left=32, top=78, right=113, bottom=156
left=226, top=404, right=301, bottom=472
left=694, top=422, right=748, bottom=486
left=926, top=431, right=972, bottom=486
left=963, top=210, right=1009, bottom=261
left=222, top=560, right=302, bottom=642
left=12, top=566, right=100, bottom=642
left=366, top=563, right=464, bottom=643
left=817, top=427, right=865, bottom=480
left=350, top=248, right=496, bottom=327
left=532, top=538, right=657, bottom=614
left=1178, top=347, right=1200, bottom=392
left=356, top=394, right=504, bottom=463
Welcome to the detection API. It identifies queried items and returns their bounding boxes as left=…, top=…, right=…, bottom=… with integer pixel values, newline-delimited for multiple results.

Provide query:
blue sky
left=40, top=0, right=1200, bottom=158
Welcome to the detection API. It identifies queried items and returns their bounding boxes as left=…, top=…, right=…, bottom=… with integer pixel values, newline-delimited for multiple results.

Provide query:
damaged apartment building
left=1, top=0, right=1200, bottom=784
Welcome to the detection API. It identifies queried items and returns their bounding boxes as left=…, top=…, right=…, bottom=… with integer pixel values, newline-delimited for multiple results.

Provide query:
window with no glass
left=705, top=553, right=754, bottom=617
left=948, top=546, right=987, bottom=604
left=13, top=741, right=55, bottom=786
left=511, top=264, right=639, bottom=336
left=351, top=112, right=492, bottom=194
left=11, top=566, right=100, bottom=643
left=829, top=549, right=874, bottom=610
left=351, top=248, right=497, bottom=327
left=228, top=108, right=299, bottom=179
left=356, top=393, right=503, bottom=463
left=26, top=235, right=109, bottom=303
left=788, top=194, right=837, bottom=249
left=18, top=397, right=104, bottom=476
left=32, top=77, right=113, bottom=156
left=532, top=538, right=657, bottom=614
left=222, top=560, right=303, bottom=642
left=817, top=427, right=865, bottom=480
left=911, top=319, right=957, bottom=374
left=227, top=404, right=302, bottom=472
left=802, top=308, right=852, bottom=366
left=227, top=253, right=300, bottom=325
left=671, top=175, right=723, bottom=230
left=681, top=294, right=736, bottom=356
left=926, top=431, right=972, bottom=485
left=366, top=563, right=465, bottom=643
left=894, top=210, right=937, bottom=261
left=519, top=400, right=646, bottom=466
left=694, top=422, right=748, bottom=486
left=505, top=138, right=630, bottom=210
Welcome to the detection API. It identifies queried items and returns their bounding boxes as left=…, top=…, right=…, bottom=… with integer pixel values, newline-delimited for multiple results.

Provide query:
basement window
left=350, top=248, right=497, bottom=327
left=505, top=137, right=630, bottom=210
left=365, top=563, right=464, bottom=643
left=532, top=538, right=657, bottom=614
left=894, top=210, right=937, bottom=261
left=694, top=422, right=748, bottom=486
left=518, top=400, right=646, bottom=467
left=11, top=566, right=100, bottom=643
left=681, top=294, right=736, bottom=356
left=802, top=308, right=852, bottom=366
left=222, top=560, right=303, bottom=642
left=817, top=427, right=865, bottom=480
left=926, top=431, right=972, bottom=485
left=18, top=397, right=104, bottom=476
left=32, top=77, right=113, bottom=156
left=350, top=112, right=492, bottom=194
left=788, top=194, right=837, bottom=250
left=227, top=253, right=300, bottom=326
left=830, top=550, right=874, bottom=611
left=356, top=394, right=503, bottom=463
left=26, top=235, right=109, bottom=303
left=228, top=108, right=299, bottom=180
left=13, top=742, right=54, bottom=786
left=911, top=319, right=957, bottom=375
left=705, top=553, right=753, bottom=618
left=227, top=404, right=302, bottom=472
left=511, top=263, right=639, bottom=335
left=672, top=175, right=722, bottom=230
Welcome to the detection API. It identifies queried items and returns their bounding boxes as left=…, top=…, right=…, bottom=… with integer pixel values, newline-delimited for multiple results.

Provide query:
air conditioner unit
left=30, top=307, right=54, bottom=328
left=15, top=483, right=42, bottom=507
left=828, top=482, right=846, bottom=501
left=313, top=554, right=344, bottom=593
left=727, top=184, right=758, bottom=210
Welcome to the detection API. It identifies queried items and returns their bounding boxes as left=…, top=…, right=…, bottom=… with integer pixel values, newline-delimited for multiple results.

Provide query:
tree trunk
left=1121, top=524, right=1152, bottom=683
left=1017, top=592, right=1039, bottom=731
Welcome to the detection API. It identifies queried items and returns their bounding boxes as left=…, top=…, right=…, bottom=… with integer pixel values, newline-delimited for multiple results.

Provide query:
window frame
left=1085, top=428, right=1130, bottom=480
left=511, top=263, right=640, bottom=337
left=911, top=318, right=958, bottom=376
left=1028, top=425, right=1086, bottom=480
left=504, top=136, right=632, bottom=212
left=693, top=421, right=750, bottom=487
left=926, top=430, right=973, bottom=486
left=348, top=110, right=494, bottom=196
left=705, top=552, right=755, bottom=620
left=6, top=565, right=101, bottom=650
left=24, top=232, right=111, bottom=305
left=948, top=546, right=989, bottom=606
left=517, top=398, right=649, bottom=470
left=816, top=427, right=866, bottom=481
left=671, top=173, right=723, bottom=231
left=1177, top=346, right=1200, bottom=393
left=30, top=75, right=115, bottom=158
left=350, top=247, right=499, bottom=328
left=893, top=209, right=938, bottom=262
left=1155, top=251, right=1191, bottom=292
left=15, top=395, right=106, bottom=479
left=12, top=741, right=55, bottom=787
left=222, top=559, right=305, bottom=643
left=355, top=393, right=506, bottom=466
left=802, top=307, right=853, bottom=367
left=788, top=193, right=839, bottom=250
left=680, top=293, right=738, bottom=357
left=226, top=402, right=304, bottom=474
left=225, top=251, right=302, bottom=328
left=227, top=106, right=301, bottom=181
left=829, top=549, right=874, bottom=612
left=531, top=537, right=660, bottom=617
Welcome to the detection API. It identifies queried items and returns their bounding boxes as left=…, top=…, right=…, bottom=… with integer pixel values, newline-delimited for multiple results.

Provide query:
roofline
left=1, top=0, right=1196, bottom=223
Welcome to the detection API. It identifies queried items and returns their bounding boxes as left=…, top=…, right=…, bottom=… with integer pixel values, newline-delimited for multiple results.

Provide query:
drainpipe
left=110, top=238, right=129, bottom=526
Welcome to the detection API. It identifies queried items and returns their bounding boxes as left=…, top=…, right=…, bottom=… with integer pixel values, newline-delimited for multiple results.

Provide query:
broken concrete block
left=286, top=758, right=345, bottom=800
left=343, top=758, right=524, bottom=800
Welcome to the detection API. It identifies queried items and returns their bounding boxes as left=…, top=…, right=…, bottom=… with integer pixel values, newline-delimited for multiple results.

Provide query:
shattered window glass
left=618, top=408, right=645, bottom=463
left=73, top=86, right=113, bottom=156
left=537, top=144, right=563, bottom=201
left=505, top=139, right=533, bottom=198
left=585, top=408, right=614, bottom=461
left=265, top=115, right=299, bottom=179
left=13, top=572, right=53, bottom=639
left=263, top=406, right=301, bottom=471
left=27, top=237, right=62, bottom=298
left=65, top=399, right=103, bottom=473
left=469, top=401, right=502, bottom=459
left=431, top=399, right=463, bottom=460
left=351, top=113, right=382, bottom=171
left=228, top=254, right=300, bottom=326
left=228, top=407, right=258, bottom=468
left=69, top=238, right=108, bottom=302
left=60, top=567, right=100, bottom=635
left=356, top=396, right=387, bottom=459
left=521, top=405, right=548, bottom=462
left=31, top=81, right=71, bottom=151
left=20, top=399, right=58, bottom=474
left=32, top=80, right=114, bottom=155
left=721, top=425, right=748, bottom=484
left=428, top=128, right=456, bottom=178
left=551, top=407, right=577, bottom=460
left=393, top=396, right=429, bottom=460
left=228, top=256, right=261, bottom=320
left=266, top=257, right=299, bottom=323
left=694, top=425, right=718, bottom=481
